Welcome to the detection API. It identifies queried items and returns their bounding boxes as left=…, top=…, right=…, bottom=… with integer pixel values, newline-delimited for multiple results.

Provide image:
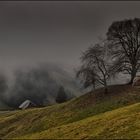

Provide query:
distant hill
left=0, top=85, right=140, bottom=139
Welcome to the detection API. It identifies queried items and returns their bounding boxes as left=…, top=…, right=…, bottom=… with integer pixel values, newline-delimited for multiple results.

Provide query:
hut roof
left=19, top=100, right=36, bottom=109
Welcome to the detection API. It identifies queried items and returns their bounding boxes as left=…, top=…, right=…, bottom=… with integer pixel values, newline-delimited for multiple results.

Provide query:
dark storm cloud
left=0, top=1, right=140, bottom=75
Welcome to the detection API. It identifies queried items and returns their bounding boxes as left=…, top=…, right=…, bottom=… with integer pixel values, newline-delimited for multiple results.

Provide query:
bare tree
left=77, top=42, right=112, bottom=93
left=107, top=18, right=140, bottom=84
left=76, top=65, right=96, bottom=90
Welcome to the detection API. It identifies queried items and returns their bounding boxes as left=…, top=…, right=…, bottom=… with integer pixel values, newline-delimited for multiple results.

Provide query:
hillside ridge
left=0, top=85, right=140, bottom=139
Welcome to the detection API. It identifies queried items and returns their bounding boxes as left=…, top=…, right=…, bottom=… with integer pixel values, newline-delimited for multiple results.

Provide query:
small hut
left=19, top=100, right=36, bottom=110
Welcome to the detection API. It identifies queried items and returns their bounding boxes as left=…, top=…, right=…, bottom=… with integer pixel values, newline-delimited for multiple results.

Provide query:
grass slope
left=21, top=103, right=140, bottom=139
left=0, top=85, right=140, bottom=139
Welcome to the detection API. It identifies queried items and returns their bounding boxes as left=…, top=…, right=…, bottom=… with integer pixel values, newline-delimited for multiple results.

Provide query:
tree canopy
left=107, top=18, right=140, bottom=84
left=77, top=41, right=113, bottom=93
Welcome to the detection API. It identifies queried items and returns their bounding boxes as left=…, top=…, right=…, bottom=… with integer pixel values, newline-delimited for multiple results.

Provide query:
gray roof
left=19, top=100, right=35, bottom=109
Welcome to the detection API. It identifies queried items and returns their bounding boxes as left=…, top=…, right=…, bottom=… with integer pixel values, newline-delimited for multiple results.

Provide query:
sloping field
left=21, top=103, right=140, bottom=139
left=0, top=85, right=140, bottom=139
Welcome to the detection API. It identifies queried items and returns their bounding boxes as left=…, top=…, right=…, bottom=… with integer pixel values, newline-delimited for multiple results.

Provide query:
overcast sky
left=0, top=1, right=140, bottom=75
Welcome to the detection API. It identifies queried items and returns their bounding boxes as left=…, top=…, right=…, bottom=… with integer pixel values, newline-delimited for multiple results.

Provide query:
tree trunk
left=91, top=84, right=95, bottom=94
left=129, top=70, right=137, bottom=85
left=93, top=84, right=96, bottom=90
left=104, top=80, right=108, bottom=94
left=129, top=77, right=134, bottom=85
left=104, top=87, right=108, bottom=94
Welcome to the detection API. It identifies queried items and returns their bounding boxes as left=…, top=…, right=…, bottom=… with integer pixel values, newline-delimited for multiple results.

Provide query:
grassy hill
left=21, top=103, right=140, bottom=139
left=0, top=85, right=140, bottom=139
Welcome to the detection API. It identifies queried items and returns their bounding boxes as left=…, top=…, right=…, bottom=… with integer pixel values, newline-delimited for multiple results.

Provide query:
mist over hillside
left=0, top=63, right=82, bottom=108
left=0, top=62, right=134, bottom=110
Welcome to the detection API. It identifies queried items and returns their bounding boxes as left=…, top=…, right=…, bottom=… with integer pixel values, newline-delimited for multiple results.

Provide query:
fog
left=0, top=63, right=81, bottom=108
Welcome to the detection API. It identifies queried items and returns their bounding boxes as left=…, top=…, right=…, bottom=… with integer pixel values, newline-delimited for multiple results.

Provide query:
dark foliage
left=56, top=86, right=67, bottom=103
left=107, top=18, right=140, bottom=84
left=77, top=42, right=113, bottom=93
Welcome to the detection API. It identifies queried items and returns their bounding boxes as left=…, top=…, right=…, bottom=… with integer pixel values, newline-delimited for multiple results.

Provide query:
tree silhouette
left=77, top=41, right=113, bottom=93
left=107, top=18, right=140, bottom=84
left=56, top=86, right=67, bottom=103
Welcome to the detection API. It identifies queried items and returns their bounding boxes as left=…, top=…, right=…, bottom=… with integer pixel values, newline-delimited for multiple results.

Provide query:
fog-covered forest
left=0, top=64, right=81, bottom=108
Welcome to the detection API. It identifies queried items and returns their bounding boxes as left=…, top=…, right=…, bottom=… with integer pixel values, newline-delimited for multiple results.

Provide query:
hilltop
left=0, top=84, right=140, bottom=139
